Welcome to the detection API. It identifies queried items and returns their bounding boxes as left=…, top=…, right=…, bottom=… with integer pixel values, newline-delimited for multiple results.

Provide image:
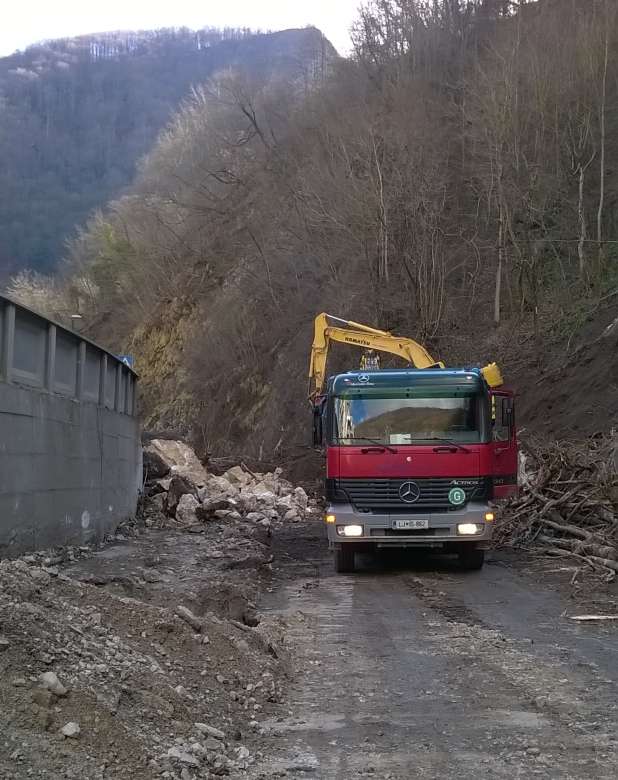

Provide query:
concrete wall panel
left=0, top=295, right=140, bottom=556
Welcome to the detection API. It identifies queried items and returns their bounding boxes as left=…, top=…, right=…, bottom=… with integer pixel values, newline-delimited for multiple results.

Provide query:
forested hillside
left=7, top=0, right=618, bottom=462
left=0, top=26, right=334, bottom=275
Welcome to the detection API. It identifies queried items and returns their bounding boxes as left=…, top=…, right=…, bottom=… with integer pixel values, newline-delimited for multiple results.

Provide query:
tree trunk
left=596, top=18, right=609, bottom=268
left=494, top=204, right=504, bottom=325
left=372, top=134, right=389, bottom=284
left=577, top=163, right=587, bottom=276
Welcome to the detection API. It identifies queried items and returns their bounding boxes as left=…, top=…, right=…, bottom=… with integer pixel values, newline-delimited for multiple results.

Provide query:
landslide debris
left=142, top=443, right=316, bottom=532
left=0, top=552, right=286, bottom=779
left=145, top=439, right=209, bottom=487
left=496, top=433, right=618, bottom=580
left=0, top=440, right=319, bottom=779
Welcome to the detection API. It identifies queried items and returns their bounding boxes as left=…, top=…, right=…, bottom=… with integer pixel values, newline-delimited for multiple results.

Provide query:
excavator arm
left=309, top=313, right=445, bottom=401
left=308, top=313, right=504, bottom=400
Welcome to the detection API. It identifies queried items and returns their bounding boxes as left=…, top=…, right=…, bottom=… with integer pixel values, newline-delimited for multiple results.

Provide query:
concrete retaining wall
left=0, top=295, right=141, bottom=555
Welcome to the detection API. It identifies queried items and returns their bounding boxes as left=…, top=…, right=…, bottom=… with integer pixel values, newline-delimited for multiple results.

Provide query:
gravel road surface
left=250, top=520, right=618, bottom=779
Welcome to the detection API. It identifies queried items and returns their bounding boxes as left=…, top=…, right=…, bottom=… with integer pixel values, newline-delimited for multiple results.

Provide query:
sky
left=0, top=0, right=362, bottom=57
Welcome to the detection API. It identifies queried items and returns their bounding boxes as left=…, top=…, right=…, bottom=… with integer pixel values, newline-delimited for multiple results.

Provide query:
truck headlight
left=457, top=523, right=482, bottom=535
left=337, top=525, right=363, bottom=537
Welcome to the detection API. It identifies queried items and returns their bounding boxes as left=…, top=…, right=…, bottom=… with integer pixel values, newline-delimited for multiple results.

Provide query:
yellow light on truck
left=325, top=514, right=336, bottom=524
left=484, top=512, right=495, bottom=522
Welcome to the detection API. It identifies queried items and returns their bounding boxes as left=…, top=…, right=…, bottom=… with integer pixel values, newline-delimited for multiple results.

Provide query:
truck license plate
left=394, top=519, right=429, bottom=530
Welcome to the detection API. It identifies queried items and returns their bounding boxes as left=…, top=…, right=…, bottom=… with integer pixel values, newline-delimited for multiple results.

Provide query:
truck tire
left=335, top=545, right=355, bottom=573
left=458, top=547, right=485, bottom=571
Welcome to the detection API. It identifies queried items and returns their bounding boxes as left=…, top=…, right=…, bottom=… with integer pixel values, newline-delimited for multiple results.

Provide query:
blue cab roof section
left=329, top=368, right=484, bottom=394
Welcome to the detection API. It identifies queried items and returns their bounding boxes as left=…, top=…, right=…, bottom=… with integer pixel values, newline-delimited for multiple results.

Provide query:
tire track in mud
left=403, top=573, right=618, bottom=743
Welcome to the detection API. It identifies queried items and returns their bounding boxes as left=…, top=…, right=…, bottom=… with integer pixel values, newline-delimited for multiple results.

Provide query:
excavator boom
left=308, top=312, right=503, bottom=400
left=309, top=313, right=445, bottom=400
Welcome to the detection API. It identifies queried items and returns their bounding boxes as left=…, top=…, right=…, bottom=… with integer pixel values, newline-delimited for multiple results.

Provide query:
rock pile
left=0, top=547, right=285, bottom=779
left=143, top=441, right=314, bottom=530
left=0, top=439, right=299, bottom=779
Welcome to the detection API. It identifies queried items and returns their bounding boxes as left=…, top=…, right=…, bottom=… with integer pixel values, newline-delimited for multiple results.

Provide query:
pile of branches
left=496, top=434, right=618, bottom=579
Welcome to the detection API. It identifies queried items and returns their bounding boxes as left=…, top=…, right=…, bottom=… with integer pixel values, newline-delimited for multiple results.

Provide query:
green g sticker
left=448, top=487, right=466, bottom=505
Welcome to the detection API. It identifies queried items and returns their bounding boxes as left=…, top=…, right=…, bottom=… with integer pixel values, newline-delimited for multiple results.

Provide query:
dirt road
left=2, top=514, right=617, bottom=779
left=250, top=520, right=618, bottom=779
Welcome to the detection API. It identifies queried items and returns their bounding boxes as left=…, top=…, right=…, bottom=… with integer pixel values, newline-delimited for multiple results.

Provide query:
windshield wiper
left=422, top=437, right=471, bottom=453
left=341, top=437, right=398, bottom=454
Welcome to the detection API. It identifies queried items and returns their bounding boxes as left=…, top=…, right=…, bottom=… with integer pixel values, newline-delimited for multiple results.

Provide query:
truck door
left=491, top=390, right=518, bottom=499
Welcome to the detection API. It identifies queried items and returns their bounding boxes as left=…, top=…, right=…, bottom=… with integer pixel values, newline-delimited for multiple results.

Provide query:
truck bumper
left=326, top=502, right=493, bottom=549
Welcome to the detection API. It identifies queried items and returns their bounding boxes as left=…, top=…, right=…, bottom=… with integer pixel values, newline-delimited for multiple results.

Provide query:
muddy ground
left=0, top=518, right=286, bottom=780
left=249, top=519, right=618, bottom=779
left=1, top=517, right=618, bottom=779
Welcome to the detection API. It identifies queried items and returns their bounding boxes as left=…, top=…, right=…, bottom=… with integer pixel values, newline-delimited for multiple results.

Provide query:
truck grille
left=331, top=477, right=487, bottom=512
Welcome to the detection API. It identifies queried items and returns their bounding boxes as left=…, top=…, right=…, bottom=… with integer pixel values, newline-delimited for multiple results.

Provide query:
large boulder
left=176, top=494, right=200, bottom=525
left=223, top=466, right=251, bottom=486
left=257, top=477, right=280, bottom=496
left=196, top=496, right=236, bottom=521
left=214, top=509, right=242, bottom=521
left=254, top=490, right=277, bottom=509
left=293, top=487, right=309, bottom=511
left=278, top=481, right=295, bottom=497
left=143, top=448, right=170, bottom=480
left=146, top=477, right=171, bottom=497
left=236, top=492, right=258, bottom=514
left=275, top=495, right=294, bottom=513
left=210, top=475, right=238, bottom=495
left=165, top=475, right=198, bottom=517
left=146, top=439, right=208, bottom=487
left=283, top=508, right=301, bottom=523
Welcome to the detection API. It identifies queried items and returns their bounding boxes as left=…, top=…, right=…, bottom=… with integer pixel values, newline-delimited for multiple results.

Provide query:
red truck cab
left=314, top=368, right=517, bottom=572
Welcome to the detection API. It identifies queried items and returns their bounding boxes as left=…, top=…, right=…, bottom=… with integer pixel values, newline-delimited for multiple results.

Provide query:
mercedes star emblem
left=358, top=374, right=370, bottom=383
left=399, top=481, right=421, bottom=503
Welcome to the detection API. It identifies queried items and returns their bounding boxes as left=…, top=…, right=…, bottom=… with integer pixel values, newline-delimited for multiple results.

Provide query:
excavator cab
left=360, top=350, right=381, bottom=371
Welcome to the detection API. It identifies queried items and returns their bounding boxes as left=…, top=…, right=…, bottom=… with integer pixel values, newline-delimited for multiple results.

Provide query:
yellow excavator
left=308, top=312, right=503, bottom=400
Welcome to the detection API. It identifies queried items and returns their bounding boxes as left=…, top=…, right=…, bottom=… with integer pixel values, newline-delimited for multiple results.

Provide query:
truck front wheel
left=335, top=545, right=356, bottom=573
left=458, top=547, right=485, bottom=571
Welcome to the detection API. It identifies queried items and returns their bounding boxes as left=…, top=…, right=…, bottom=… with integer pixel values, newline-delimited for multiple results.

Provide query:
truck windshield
left=333, top=393, right=482, bottom=445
